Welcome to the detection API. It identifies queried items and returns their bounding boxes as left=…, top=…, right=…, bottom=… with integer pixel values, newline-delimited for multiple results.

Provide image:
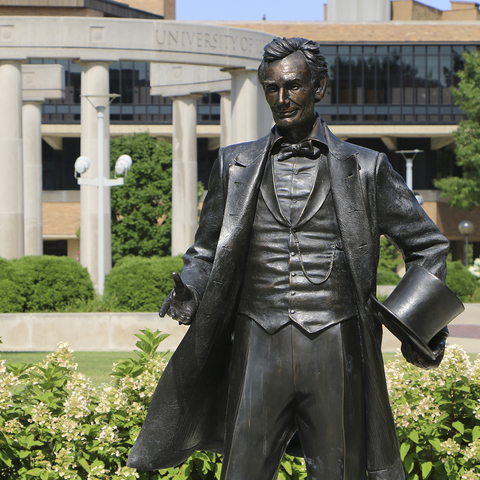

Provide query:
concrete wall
left=0, top=312, right=188, bottom=352
left=1, top=305, right=479, bottom=353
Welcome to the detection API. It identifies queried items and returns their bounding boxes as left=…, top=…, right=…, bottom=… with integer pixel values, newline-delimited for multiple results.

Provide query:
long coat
left=128, top=123, right=449, bottom=480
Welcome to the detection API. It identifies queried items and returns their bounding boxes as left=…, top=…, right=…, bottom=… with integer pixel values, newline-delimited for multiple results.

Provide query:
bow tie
left=276, top=140, right=321, bottom=161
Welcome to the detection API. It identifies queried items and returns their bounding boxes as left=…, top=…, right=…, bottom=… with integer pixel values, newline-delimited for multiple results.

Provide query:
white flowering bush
left=0, top=330, right=169, bottom=480
left=386, top=345, right=480, bottom=480
left=469, top=258, right=480, bottom=282
left=3, top=332, right=478, bottom=480
left=0, top=331, right=306, bottom=480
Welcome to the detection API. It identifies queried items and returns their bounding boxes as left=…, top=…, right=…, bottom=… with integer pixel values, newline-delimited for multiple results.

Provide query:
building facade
left=1, top=0, right=480, bottom=287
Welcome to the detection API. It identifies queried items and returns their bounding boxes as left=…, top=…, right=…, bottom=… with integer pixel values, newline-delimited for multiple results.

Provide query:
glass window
left=34, top=43, right=473, bottom=127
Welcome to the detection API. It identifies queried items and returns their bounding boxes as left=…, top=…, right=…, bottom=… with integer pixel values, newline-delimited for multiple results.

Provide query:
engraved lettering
left=156, top=29, right=166, bottom=45
left=241, top=37, right=248, bottom=51
left=197, top=32, right=203, bottom=47
left=204, top=33, right=213, bottom=48
left=186, top=30, right=196, bottom=46
left=168, top=30, right=179, bottom=45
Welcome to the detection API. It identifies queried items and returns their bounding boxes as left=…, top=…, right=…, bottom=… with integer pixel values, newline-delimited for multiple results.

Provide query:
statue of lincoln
left=128, top=37, right=455, bottom=480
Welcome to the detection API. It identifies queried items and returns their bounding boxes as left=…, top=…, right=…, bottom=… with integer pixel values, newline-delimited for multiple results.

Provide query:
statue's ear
left=315, top=78, right=327, bottom=103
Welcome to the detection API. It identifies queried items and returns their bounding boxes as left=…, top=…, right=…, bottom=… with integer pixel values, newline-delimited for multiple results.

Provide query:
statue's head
left=258, top=37, right=329, bottom=90
left=258, top=37, right=329, bottom=141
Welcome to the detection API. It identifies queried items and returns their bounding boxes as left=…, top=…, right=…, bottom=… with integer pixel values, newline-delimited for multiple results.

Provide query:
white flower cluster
left=385, top=344, right=480, bottom=477
left=469, top=258, right=480, bottom=281
left=0, top=340, right=167, bottom=480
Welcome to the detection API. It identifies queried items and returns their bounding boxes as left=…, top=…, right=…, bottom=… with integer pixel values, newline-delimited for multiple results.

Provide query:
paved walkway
left=382, top=303, right=480, bottom=354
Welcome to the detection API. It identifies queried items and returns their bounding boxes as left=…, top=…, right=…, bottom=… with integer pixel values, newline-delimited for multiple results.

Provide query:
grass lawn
left=1, top=351, right=134, bottom=387
left=1, top=351, right=477, bottom=387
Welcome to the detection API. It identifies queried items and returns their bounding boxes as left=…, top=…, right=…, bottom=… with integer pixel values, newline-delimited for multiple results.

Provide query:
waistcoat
left=237, top=155, right=357, bottom=334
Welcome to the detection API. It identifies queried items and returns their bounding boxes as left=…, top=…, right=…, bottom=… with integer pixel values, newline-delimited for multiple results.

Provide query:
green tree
left=110, top=133, right=172, bottom=263
left=435, top=49, right=480, bottom=209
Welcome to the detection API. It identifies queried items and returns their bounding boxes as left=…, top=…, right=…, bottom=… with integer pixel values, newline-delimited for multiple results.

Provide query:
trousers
left=220, top=316, right=367, bottom=480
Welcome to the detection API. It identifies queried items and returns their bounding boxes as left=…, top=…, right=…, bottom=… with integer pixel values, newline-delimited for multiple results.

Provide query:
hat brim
left=371, top=295, right=436, bottom=361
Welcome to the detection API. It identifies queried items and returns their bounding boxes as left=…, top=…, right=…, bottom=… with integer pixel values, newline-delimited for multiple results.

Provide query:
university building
left=0, top=0, right=479, bottom=289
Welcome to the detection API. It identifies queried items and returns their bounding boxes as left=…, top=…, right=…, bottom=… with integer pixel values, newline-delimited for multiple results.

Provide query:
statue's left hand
left=401, top=332, right=447, bottom=370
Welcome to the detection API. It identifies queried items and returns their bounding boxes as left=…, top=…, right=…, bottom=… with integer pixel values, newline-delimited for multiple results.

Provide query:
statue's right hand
left=159, top=272, right=199, bottom=325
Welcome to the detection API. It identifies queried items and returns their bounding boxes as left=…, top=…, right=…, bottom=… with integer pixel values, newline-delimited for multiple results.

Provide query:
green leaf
left=26, top=468, right=42, bottom=476
left=404, top=454, right=414, bottom=474
left=77, top=456, right=91, bottom=473
left=400, top=442, right=410, bottom=460
left=282, top=459, right=293, bottom=475
left=278, top=472, right=288, bottom=480
left=472, top=425, right=480, bottom=441
left=428, top=438, right=441, bottom=452
left=0, top=449, right=12, bottom=467
left=452, top=421, right=464, bottom=434
left=408, top=431, right=419, bottom=443
left=421, top=461, right=433, bottom=479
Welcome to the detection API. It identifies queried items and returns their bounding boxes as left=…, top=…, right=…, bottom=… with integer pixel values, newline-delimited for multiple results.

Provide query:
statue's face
left=263, top=51, right=325, bottom=141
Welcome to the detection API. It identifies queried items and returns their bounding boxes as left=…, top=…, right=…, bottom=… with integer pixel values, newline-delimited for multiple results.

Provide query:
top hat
left=371, top=264, right=464, bottom=360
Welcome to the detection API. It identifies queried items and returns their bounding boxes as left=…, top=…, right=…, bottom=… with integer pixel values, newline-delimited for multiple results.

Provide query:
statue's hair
left=258, top=37, right=329, bottom=88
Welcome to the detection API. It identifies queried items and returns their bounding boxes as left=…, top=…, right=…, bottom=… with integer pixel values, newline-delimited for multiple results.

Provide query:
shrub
left=446, top=260, right=478, bottom=302
left=10, top=256, right=95, bottom=312
left=377, top=267, right=401, bottom=285
left=377, top=237, right=402, bottom=285
left=104, top=256, right=184, bottom=312
left=378, top=237, right=403, bottom=272
left=386, top=345, right=480, bottom=479
left=0, top=329, right=168, bottom=480
left=2, top=331, right=479, bottom=479
left=0, top=330, right=307, bottom=480
left=0, top=258, right=25, bottom=313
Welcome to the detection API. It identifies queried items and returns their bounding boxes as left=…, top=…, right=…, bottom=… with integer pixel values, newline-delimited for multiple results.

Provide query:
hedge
left=0, top=258, right=25, bottom=313
left=104, top=256, right=184, bottom=312
left=377, top=266, right=401, bottom=286
left=446, top=260, right=479, bottom=303
left=0, top=256, right=94, bottom=313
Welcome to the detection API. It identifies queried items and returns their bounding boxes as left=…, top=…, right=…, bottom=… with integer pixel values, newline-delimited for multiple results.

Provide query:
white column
left=228, top=68, right=272, bottom=144
left=171, top=94, right=201, bottom=256
left=22, top=101, right=43, bottom=256
left=79, top=61, right=111, bottom=290
left=0, top=61, right=24, bottom=259
left=219, top=91, right=231, bottom=148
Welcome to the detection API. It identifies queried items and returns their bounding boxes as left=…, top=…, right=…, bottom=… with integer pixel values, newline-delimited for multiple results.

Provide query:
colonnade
left=0, top=61, right=24, bottom=259
left=0, top=60, right=272, bottom=288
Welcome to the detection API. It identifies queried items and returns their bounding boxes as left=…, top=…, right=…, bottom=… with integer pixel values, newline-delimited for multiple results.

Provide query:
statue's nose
left=278, top=88, right=289, bottom=105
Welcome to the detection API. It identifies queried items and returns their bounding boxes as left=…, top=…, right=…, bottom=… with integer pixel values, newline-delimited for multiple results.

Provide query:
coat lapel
left=259, top=156, right=289, bottom=226
left=220, top=134, right=274, bottom=244
left=295, top=157, right=330, bottom=229
left=324, top=123, right=375, bottom=305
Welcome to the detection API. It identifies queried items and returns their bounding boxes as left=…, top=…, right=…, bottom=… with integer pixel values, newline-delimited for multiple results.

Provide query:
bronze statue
left=128, top=37, right=462, bottom=480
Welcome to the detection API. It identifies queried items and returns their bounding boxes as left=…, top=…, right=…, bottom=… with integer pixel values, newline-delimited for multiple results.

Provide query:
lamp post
left=74, top=93, right=131, bottom=295
left=458, top=220, right=474, bottom=267
left=396, top=149, right=424, bottom=204
left=75, top=153, right=132, bottom=295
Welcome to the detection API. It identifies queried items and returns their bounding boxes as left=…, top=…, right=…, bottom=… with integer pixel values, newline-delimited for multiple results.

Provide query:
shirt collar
left=271, top=115, right=328, bottom=153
